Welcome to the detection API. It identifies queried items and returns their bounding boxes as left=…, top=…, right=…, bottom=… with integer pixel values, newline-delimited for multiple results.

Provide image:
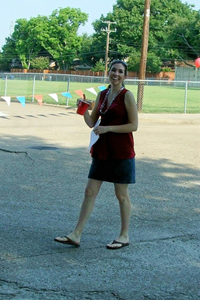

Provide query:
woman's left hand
left=93, top=126, right=108, bottom=135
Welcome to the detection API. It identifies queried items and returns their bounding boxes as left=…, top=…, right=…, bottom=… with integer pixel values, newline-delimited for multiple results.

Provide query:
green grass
left=0, top=78, right=199, bottom=113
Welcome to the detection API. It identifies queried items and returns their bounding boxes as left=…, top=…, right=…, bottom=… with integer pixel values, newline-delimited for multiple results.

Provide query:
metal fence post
left=4, top=75, right=8, bottom=96
left=66, top=76, right=70, bottom=106
left=32, top=75, right=36, bottom=102
left=184, top=81, right=188, bottom=113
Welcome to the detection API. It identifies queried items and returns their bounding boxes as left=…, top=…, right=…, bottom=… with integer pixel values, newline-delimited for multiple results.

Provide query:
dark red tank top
left=91, top=88, right=135, bottom=160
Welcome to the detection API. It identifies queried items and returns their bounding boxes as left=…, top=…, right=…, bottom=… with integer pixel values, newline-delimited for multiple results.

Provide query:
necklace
left=99, top=87, right=124, bottom=115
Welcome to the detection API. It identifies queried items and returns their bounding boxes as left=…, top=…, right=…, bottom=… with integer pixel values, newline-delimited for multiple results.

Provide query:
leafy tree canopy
left=1, top=7, right=88, bottom=70
left=30, top=56, right=50, bottom=70
left=90, top=0, right=200, bottom=72
left=0, top=1, right=199, bottom=73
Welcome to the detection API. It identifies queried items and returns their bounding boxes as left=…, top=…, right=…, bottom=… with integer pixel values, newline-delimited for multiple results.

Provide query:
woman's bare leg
left=64, top=179, right=103, bottom=244
left=107, top=183, right=131, bottom=248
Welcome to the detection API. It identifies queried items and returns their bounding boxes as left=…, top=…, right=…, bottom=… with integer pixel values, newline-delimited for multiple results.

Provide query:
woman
left=54, top=60, right=138, bottom=250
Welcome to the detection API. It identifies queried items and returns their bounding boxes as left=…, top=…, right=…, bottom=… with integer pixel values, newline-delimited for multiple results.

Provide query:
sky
left=1, top=0, right=200, bottom=50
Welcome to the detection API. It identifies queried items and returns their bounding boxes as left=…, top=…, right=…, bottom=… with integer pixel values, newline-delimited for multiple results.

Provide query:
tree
left=7, top=16, right=48, bottom=69
left=2, top=7, right=88, bottom=70
left=128, top=51, right=162, bottom=73
left=11, top=17, right=46, bottom=69
left=91, top=0, right=199, bottom=72
left=91, top=0, right=147, bottom=66
left=38, top=8, right=88, bottom=70
left=30, top=57, right=49, bottom=70
left=163, top=10, right=200, bottom=61
left=0, top=37, right=19, bottom=70
left=1, top=1, right=199, bottom=72
left=78, top=33, right=94, bottom=66
left=92, top=60, right=105, bottom=72
left=0, top=52, right=10, bottom=71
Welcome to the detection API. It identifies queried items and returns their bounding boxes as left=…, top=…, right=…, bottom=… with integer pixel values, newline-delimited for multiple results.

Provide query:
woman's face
left=109, top=63, right=126, bottom=86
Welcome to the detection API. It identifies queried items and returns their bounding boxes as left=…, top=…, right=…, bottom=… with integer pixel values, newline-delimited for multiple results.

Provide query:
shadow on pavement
left=0, top=133, right=199, bottom=299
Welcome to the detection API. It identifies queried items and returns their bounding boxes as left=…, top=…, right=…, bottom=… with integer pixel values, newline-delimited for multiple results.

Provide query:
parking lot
left=0, top=101, right=199, bottom=300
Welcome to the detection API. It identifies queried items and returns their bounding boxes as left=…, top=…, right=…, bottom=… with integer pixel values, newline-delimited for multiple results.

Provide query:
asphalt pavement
left=0, top=101, right=200, bottom=300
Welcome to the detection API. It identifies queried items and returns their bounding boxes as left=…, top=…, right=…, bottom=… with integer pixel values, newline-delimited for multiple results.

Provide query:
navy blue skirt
left=88, top=157, right=135, bottom=184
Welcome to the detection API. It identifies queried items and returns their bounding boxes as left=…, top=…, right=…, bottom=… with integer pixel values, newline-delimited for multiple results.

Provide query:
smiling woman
left=54, top=59, right=139, bottom=250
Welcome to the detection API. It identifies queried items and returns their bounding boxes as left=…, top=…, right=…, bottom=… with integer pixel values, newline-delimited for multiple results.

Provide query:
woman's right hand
left=77, top=98, right=93, bottom=110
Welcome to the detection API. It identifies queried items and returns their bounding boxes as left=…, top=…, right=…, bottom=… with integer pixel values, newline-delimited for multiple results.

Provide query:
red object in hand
left=76, top=99, right=90, bottom=115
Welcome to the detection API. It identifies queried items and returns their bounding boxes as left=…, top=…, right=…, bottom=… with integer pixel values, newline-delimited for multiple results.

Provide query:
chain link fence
left=0, top=72, right=200, bottom=113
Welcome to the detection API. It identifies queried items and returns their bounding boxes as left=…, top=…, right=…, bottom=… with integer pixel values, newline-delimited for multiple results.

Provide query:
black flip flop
left=54, top=236, right=80, bottom=247
left=106, top=240, right=129, bottom=250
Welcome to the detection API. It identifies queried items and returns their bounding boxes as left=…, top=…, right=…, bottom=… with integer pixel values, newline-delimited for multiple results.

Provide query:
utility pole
left=102, top=21, right=116, bottom=77
left=137, top=0, right=151, bottom=111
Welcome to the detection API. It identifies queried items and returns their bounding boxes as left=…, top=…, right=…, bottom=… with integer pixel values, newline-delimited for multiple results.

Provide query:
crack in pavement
left=0, top=279, right=123, bottom=300
left=0, top=232, right=198, bottom=262
left=0, top=148, right=34, bottom=162
left=138, top=232, right=199, bottom=244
